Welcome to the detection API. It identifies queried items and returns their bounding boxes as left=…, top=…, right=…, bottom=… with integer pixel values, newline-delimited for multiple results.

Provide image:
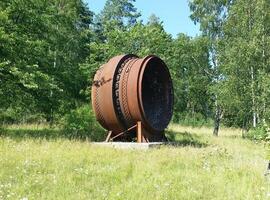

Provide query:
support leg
left=137, top=121, right=142, bottom=143
left=105, top=131, right=112, bottom=142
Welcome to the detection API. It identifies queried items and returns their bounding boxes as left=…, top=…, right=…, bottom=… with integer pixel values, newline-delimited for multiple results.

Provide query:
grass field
left=0, top=124, right=269, bottom=200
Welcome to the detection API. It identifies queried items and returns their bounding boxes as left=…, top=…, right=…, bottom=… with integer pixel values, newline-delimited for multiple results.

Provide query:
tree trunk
left=213, top=94, right=222, bottom=136
left=241, top=119, right=248, bottom=137
left=213, top=105, right=222, bottom=136
left=248, top=5, right=257, bottom=128
left=251, top=66, right=257, bottom=128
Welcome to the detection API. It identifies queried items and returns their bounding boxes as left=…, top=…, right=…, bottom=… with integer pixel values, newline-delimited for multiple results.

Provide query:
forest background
left=0, top=0, right=269, bottom=140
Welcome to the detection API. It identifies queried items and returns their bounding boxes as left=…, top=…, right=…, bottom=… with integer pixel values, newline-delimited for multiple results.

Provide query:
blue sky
left=85, top=0, right=200, bottom=38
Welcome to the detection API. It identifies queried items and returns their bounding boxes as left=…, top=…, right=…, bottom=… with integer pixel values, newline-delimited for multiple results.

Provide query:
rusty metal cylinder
left=91, top=54, right=173, bottom=138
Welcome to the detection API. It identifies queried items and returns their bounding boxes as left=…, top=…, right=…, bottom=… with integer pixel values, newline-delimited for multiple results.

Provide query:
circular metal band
left=121, top=58, right=139, bottom=126
left=112, top=55, right=136, bottom=129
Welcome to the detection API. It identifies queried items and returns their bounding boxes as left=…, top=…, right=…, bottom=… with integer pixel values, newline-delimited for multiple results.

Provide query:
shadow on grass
left=0, top=126, right=106, bottom=142
left=0, top=128, right=62, bottom=141
left=165, top=130, right=209, bottom=148
left=0, top=126, right=208, bottom=147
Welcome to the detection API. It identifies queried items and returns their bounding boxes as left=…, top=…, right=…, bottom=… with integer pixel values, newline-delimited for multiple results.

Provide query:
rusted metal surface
left=91, top=54, right=173, bottom=142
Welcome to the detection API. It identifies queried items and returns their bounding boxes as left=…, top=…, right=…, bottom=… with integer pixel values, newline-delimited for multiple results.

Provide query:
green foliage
left=99, top=0, right=140, bottom=27
left=0, top=0, right=93, bottom=122
left=61, top=105, right=105, bottom=141
left=189, top=0, right=270, bottom=135
left=174, top=113, right=214, bottom=128
left=218, top=0, right=270, bottom=129
left=0, top=107, right=45, bottom=124
left=171, top=34, right=212, bottom=122
left=246, top=124, right=270, bottom=141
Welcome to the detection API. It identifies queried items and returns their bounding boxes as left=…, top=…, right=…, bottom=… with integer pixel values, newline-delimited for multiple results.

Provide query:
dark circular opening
left=141, top=57, right=173, bottom=131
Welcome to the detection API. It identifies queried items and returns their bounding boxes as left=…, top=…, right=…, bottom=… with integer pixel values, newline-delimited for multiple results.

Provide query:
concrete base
left=92, top=142, right=164, bottom=150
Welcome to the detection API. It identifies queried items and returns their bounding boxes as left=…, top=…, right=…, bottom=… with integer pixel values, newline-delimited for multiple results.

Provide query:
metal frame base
left=105, top=121, right=148, bottom=143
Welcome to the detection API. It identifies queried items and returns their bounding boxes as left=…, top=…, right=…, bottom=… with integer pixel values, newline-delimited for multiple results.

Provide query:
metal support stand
left=105, top=121, right=146, bottom=143
left=105, top=131, right=112, bottom=142
left=137, top=121, right=142, bottom=143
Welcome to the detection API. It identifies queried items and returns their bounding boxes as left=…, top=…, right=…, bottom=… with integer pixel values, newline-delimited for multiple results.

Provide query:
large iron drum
left=91, top=54, right=173, bottom=141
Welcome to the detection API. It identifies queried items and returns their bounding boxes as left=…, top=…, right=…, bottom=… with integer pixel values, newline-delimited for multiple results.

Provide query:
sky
left=85, top=0, right=200, bottom=38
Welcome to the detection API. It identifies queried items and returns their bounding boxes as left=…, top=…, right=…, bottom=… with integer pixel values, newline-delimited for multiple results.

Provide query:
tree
left=220, top=0, right=270, bottom=129
left=189, top=0, right=270, bottom=132
left=189, top=0, right=232, bottom=135
left=171, top=34, right=212, bottom=123
left=0, top=0, right=93, bottom=123
left=147, top=14, right=161, bottom=26
left=100, top=0, right=140, bottom=26
left=93, top=0, right=141, bottom=42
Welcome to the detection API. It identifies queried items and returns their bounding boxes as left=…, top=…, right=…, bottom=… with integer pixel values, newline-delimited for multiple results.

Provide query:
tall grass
left=0, top=124, right=269, bottom=199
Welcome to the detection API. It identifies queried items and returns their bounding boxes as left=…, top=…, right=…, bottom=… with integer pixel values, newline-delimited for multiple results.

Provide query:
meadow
left=0, top=124, right=269, bottom=200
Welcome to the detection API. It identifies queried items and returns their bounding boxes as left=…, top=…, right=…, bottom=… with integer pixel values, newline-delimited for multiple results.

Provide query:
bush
left=61, top=105, right=105, bottom=141
left=0, top=107, right=46, bottom=124
left=246, top=124, right=269, bottom=141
